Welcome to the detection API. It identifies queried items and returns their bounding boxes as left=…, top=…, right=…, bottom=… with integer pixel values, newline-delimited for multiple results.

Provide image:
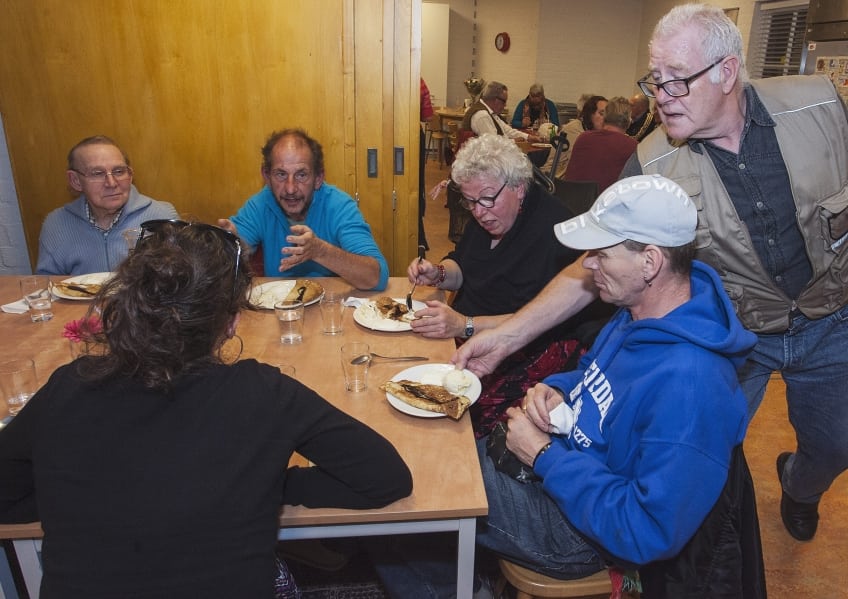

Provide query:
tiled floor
left=421, top=157, right=848, bottom=598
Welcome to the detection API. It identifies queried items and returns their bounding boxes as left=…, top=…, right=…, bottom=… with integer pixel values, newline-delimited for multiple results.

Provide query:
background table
left=0, top=276, right=487, bottom=598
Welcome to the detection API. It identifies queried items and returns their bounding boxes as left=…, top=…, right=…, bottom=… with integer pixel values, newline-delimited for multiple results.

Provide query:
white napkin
left=343, top=297, right=369, bottom=308
left=548, top=403, right=575, bottom=435
left=1, top=300, right=29, bottom=314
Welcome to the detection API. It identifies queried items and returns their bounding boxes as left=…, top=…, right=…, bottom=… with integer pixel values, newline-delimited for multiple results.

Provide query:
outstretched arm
left=452, top=257, right=597, bottom=376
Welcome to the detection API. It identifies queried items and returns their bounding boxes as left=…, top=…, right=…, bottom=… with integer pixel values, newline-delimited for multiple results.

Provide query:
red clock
left=495, top=32, right=511, bottom=52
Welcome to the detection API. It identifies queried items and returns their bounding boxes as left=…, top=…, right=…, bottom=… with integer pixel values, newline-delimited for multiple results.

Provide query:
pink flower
left=62, top=316, right=102, bottom=343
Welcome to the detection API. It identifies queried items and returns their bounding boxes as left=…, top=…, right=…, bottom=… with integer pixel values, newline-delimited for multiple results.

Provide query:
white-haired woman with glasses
left=0, top=219, right=412, bottom=597
left=408, top=134, right=612, bottom=438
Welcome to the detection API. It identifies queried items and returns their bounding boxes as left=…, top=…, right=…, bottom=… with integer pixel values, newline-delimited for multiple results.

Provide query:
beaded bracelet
left=434, top=263, right=447, bottom=287
left=532, top=442, right=553, bottom=469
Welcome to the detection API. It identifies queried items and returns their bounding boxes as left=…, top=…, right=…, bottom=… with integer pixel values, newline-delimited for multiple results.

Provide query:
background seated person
left=626, top=92, right=657, bottom=141
left=545, top=95, right=607, bottom=180
left=564, top=96, right=637, bottom=192
left=511, top=83, right=560, bottom=130
left=0, top=219, right=412, bottom=596
left=37, top=135, right=178, bottom=275
left=461, top=81, right=542, bottom=143
left=219, top=128, right=389, bottom=291
left=407, top=134, right=611, bottom=437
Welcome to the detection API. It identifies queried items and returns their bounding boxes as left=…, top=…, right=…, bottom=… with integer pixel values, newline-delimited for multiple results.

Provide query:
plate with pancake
left=382, top=363, right=481, bottom=419
left=52, top=272, right=113, bottom=300
left=353, top=296, right=426, bottom=332
left=249, top=279, right=324, bottom=309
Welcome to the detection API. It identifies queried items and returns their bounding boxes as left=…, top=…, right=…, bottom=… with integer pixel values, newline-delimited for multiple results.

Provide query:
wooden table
left=435, top=106, right=467, bottom=131
left=0, top=276, right=488, bottom=598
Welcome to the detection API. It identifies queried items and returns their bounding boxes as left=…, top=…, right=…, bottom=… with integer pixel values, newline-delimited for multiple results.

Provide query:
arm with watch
left=406, top=258, right=513, bottom=339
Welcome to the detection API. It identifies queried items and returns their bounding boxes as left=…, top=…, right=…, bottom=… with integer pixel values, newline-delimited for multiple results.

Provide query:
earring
left=218, top=334, right=244, bottom=364
left=643, top=275, right=653, bottom=288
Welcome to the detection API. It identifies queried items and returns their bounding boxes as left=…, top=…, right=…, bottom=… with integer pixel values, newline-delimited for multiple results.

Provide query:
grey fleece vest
left=638, top=75, right=848, bottom=333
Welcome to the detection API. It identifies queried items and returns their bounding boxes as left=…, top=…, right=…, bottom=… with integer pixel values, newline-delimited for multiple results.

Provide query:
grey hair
left=603, top=97, right=632, bottom=130
left=451, top=133, right=533, bottom=192
left=529, top=83, right=545, bottom=96
left=651, top=3, right=749, bottom=84
left=481, top=81, right=508, bottom=101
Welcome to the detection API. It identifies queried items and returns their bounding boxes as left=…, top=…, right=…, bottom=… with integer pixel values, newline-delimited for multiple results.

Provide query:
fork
left=406, top=245, right=426, bottom=310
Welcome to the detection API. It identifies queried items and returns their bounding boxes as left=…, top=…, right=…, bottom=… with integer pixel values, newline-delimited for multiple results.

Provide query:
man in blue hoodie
left=477, top=174, right=757, bottom=581
left=373, top=175, right=757, bottom=596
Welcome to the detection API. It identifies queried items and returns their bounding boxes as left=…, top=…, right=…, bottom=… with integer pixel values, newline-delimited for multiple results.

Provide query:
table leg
left=455, top=517, right=476, bottom=599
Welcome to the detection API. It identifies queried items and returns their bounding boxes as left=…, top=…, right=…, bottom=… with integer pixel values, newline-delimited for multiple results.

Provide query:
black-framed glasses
left=637, top=58, right=725, bottom=98
left=136, top=219, right=243, bottom=296
left=72, top=166, right=133, bottom=182
left=449, top=179, right=507, bottom=210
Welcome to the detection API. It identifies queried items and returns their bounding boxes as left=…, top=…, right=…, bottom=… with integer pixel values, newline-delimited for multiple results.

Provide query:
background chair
left=425, top=121, right=449, bottom=169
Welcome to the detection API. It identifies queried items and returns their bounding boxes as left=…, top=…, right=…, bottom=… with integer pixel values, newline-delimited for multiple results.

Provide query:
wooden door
left=0, top=0, right=420, bottom=273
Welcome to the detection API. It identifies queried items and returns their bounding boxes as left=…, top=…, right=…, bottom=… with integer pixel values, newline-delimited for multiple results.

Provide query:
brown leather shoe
left=776, top=452, right=819, bottom=541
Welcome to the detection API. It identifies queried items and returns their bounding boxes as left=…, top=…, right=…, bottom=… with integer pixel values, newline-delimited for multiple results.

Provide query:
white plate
left=249, top=280, right=323, bottom=309
left=385, top=363, right=482, bottom=418
left=531, top=142, right=553, bottom=148
left=353, top=298, right=426, bottom=332
left=52, top=272, right=113, bottom=301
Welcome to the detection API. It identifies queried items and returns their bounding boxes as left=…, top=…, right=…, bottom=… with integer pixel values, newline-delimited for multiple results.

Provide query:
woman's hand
left=409, top=300, right=465, bottom=338
left=407, top=258, right=439, bottom=286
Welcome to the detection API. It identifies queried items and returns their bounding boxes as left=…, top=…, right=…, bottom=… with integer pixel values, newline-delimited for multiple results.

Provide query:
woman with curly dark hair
left=0, top=219, right=412, bottom=598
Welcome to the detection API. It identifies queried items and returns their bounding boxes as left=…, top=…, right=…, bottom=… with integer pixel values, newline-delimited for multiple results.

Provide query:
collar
left=689, top=85, right=775, bottom=154
left=84, top=201, right=124, bottom=233
left=480, top=99, right=496, bottom=115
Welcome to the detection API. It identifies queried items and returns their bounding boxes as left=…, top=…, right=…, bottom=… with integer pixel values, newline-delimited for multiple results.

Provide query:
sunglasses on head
left=136, top=219, right=243, bottom=296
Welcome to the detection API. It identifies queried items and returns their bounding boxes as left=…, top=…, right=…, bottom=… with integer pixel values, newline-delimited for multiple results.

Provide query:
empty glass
left=275, top=300, right=304, bottom=344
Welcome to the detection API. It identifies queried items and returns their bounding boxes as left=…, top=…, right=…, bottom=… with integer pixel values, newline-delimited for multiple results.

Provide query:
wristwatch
left=464, top=316, right=475, bottom=338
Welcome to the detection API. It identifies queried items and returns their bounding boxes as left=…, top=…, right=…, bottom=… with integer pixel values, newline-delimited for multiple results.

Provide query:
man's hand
left=279, top=224, right=324, bottom=271
left=523, top=383, right=565, bottom=433
left=450, top=328, right=512, bottom=377
left=409, top=300, right=464, bottom=338
left=504, top=406, right=551, bottom=466
left=217, top=218, right=239, bottom=237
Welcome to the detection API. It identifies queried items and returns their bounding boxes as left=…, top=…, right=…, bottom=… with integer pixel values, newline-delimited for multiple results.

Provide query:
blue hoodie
left=535, top=260, right=756, bottom=566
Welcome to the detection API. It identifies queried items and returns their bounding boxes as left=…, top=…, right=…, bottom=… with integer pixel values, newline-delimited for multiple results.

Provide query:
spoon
left=350, top=353, right=429, bottom=365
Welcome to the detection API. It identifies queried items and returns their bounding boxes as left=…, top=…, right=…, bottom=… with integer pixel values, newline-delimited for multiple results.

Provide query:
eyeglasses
left=450, top=180, right=507, bottom=210
left=136, top=219, right=243, bottom=297
left=268, top=169, right=312, bottom=184
left=637, top=58, right=725, bottom=98
left=73, top=166, right=133, bottom=182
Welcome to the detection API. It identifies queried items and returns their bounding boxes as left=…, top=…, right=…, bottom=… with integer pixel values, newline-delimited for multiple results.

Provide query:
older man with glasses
left=461, top=81, right=542, bottom=143
left=36, top=135, right=178, bottom=276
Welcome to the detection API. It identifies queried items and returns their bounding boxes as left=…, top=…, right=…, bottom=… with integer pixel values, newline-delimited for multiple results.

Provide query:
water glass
left=275, top=300, right=304, bottom=344
left=0, top=358, right=38, bottom=417
left=319, top=291, right=345, bottom=335
left=20, top=275, right=53, bottom=322
left=340, top=342, right=370, bottom=392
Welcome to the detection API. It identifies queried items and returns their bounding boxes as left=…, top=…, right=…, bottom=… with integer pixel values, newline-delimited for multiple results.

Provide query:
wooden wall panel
left=0, top=0, right=419, bottom=273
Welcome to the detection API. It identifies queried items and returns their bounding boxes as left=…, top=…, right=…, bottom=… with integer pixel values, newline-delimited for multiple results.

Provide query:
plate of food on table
left=381, top=363, right=481, bottom=420
left=249, top=279, right=324, bottom=309
left=353, top=296, right=426, bottom=332
left=52, top=272, right=113, bottom=300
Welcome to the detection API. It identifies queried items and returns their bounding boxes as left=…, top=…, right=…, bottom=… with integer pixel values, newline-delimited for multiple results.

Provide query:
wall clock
left=495, top=32, right=510, bottom=52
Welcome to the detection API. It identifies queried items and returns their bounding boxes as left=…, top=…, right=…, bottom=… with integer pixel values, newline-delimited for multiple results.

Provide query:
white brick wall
left=0, top=114, right=31, bottom=275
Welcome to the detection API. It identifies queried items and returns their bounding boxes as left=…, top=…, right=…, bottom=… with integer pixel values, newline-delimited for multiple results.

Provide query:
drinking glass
left=340, top=342, right=370, bottom=392
left=319, top=291, right=345, bottom=335
left=275, top=300, right=304, bottom=344
left=0, top=358, right=38, bottom=417
left=20, top=275, right=53, bottom=322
